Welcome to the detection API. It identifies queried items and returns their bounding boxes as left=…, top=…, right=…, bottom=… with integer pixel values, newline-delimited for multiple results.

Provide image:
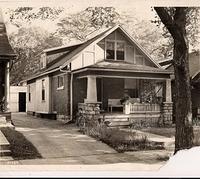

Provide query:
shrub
left=77, top=114, right=164, bottom=152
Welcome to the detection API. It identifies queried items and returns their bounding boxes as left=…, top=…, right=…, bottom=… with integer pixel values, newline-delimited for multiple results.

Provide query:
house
left=26, top=25, right=173, bottom=127
left=159, top=51, right=200, bottom=120
left=0, top=9, right=16, bottom=122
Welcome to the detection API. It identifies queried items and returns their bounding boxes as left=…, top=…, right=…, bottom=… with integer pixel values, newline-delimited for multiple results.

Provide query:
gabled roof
left=0, top=9, right=15, bottom=59
left=27, top=25, right=165, bottom=81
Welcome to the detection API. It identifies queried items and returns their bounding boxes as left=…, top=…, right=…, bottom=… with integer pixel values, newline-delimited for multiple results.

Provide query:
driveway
left=10, top=113, right=171, bottom=167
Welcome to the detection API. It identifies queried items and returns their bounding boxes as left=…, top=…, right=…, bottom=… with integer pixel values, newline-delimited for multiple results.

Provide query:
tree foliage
left=6, top=7, right=64, bottom=27
left=152, top=7, right=200, bottom=59
left=9, top=27, right=62, bottom=84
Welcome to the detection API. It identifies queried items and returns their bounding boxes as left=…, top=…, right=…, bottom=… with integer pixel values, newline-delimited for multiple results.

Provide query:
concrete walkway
left=4, top=113, right=173, bottom=167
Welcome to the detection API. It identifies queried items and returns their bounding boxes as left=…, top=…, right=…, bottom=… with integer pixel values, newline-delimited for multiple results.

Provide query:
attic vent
left=40, top=53, right=46, bottom=69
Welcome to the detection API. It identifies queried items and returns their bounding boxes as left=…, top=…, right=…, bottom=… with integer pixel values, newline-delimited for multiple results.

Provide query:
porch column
left=5, top=61, right=10, bottom=111
left=85, top=75, right=97, bottom=103
left=161, top=78, right=173, bottom=126
left=165, top=79, right=172, bottom=102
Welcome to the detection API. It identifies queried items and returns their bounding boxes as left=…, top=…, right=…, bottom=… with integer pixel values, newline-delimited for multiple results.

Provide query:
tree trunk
left=174, top=37, right=193, bottom=154
left=154, top=7, right=194, bottom=154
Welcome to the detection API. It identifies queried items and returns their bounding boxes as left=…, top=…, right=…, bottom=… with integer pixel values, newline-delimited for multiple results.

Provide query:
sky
left=0, top=0, right=157, bottom=34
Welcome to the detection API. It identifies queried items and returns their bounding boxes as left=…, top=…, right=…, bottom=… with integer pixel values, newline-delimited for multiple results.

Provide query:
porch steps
left=0, top=130, right=11, bottom=158
left=103, top=115, right=130, bottom=127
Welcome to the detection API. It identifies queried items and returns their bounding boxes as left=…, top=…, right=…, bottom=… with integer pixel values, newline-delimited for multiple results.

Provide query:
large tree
left=154, top=7, right=200, bottom=153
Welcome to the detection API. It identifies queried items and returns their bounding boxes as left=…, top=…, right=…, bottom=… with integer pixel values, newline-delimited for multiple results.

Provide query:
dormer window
left=106, top=40, right=125, bottom=61
left=40, top=53, right=46, bottom=69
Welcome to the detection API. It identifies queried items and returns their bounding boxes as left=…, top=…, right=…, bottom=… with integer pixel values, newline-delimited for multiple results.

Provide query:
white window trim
left=105, top=39, right=126, bottom=61
left=57, top=75, right=64, bottom=90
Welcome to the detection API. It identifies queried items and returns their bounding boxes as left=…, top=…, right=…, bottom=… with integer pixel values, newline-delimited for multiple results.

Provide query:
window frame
left=57, top=75, right=64, bottom=90
left=105, top=40, right=125, bottom=61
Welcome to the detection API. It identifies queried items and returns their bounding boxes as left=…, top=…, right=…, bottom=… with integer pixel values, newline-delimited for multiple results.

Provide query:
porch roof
left=73, top=60, right=173, bottom=74
left=73, top=61, right=173, bottom=80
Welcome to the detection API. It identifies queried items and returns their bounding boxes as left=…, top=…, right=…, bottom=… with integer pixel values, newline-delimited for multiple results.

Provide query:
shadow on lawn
left=1, top=127, right=42, bottom=160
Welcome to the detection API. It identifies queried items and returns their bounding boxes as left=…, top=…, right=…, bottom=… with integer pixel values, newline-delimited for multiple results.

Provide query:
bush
left=77, top=114, right=164, bottom=152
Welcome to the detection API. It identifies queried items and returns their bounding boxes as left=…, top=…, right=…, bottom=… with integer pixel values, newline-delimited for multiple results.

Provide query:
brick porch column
left=162, top=79, right=173, bottom=126
left=5, top=61, right=10, bottom=112
left=165, top=79, right=172, bottom=102
left=85, top=75, right=97, bottom=103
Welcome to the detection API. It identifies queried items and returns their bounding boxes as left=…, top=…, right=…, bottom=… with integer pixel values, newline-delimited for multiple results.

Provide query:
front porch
left=73, top=65, right=173, bottom=127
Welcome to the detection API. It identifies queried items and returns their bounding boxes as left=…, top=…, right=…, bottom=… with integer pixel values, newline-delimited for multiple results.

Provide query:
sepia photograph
left=0, top=0, right=200, bottom=177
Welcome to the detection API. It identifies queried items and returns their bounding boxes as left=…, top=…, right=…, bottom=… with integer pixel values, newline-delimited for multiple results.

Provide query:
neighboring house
left=26, top=25, right=173, bottom=126
left=159, top=51, right=200, bottom=120
left=0, top=9, right=16, bottom=121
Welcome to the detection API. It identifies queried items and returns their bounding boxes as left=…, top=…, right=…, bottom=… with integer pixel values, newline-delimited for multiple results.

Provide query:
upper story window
left=106, top=41, right=125, bottom=61
left=42, top=79, right=45, bottom=101
left=40, top=53, right=46, bottom=69
left=57, top=75, right=64, bottom=90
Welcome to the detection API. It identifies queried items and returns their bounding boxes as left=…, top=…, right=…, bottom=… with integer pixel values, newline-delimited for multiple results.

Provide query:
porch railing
left=130, top=103, right=161, bottom=113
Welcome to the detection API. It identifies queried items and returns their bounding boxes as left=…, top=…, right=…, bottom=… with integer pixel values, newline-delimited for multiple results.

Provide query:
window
left=28, top=85, right=31, bottom=102
left=106, top=41, right=125, bottom=60
left=116, top=42, right=125, bottom=60
left=42, top=79, right=45, bottom=101
left=106, top=41, right=115, bottom=60
left=57, top=75, right=64, bottom=89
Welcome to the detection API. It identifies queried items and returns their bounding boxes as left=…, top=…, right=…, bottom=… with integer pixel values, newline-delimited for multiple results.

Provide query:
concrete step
left=107, top=121, right=130, bottom=127
left=0, top=116, right=7, bottom=124
left=0, top=143, right=10, bottom=150
left=0, top=149, right=11, bottom=157
left=0, top=130, right=11, bottom=157
left=105, top=118, right=129, bottom=122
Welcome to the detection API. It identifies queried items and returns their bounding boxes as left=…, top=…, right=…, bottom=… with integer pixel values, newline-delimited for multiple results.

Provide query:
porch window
left=106, top=41, right=125, bottom=60
left=124, top=79, right=139, bottom=98
left=42, top=79, right=45, bottom=101
left=57, top=75, right=64, bottom=90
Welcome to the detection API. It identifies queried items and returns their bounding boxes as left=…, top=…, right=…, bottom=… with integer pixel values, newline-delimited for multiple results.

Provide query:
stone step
left=0, top=149, right=11, bottom=157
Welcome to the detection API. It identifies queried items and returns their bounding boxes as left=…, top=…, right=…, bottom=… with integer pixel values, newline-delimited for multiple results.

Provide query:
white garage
left=10, top=86, right=27, bottom=112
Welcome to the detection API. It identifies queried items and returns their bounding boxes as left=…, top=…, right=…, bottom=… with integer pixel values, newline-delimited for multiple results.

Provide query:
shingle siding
left=51, top=72, right=70, bottom=116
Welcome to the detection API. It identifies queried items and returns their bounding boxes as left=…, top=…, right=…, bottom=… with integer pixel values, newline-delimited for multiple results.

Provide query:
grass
left=1, top=127, right=42, bottom=160
left=83, top=124, right=164, bottom=153
left=140, top=127, right=175, bottom=138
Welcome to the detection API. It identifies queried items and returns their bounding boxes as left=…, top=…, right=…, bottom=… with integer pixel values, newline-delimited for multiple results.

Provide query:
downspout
left=59, top=64, right=73, bottom=122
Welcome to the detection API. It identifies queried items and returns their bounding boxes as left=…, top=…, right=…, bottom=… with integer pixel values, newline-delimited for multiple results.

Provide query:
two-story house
left=26, top=25, right=173, bottom=126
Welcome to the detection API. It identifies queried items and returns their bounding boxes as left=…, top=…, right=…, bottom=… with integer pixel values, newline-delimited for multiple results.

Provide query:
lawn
left=140, top=126, right=200, bottom=146
left=1, top=127, right=42, bottom=160
left=82, top=124, right=165, bottom=153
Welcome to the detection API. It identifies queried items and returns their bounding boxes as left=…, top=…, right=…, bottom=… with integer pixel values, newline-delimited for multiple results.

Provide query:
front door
left=19, top=92, right=26, bottom=112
